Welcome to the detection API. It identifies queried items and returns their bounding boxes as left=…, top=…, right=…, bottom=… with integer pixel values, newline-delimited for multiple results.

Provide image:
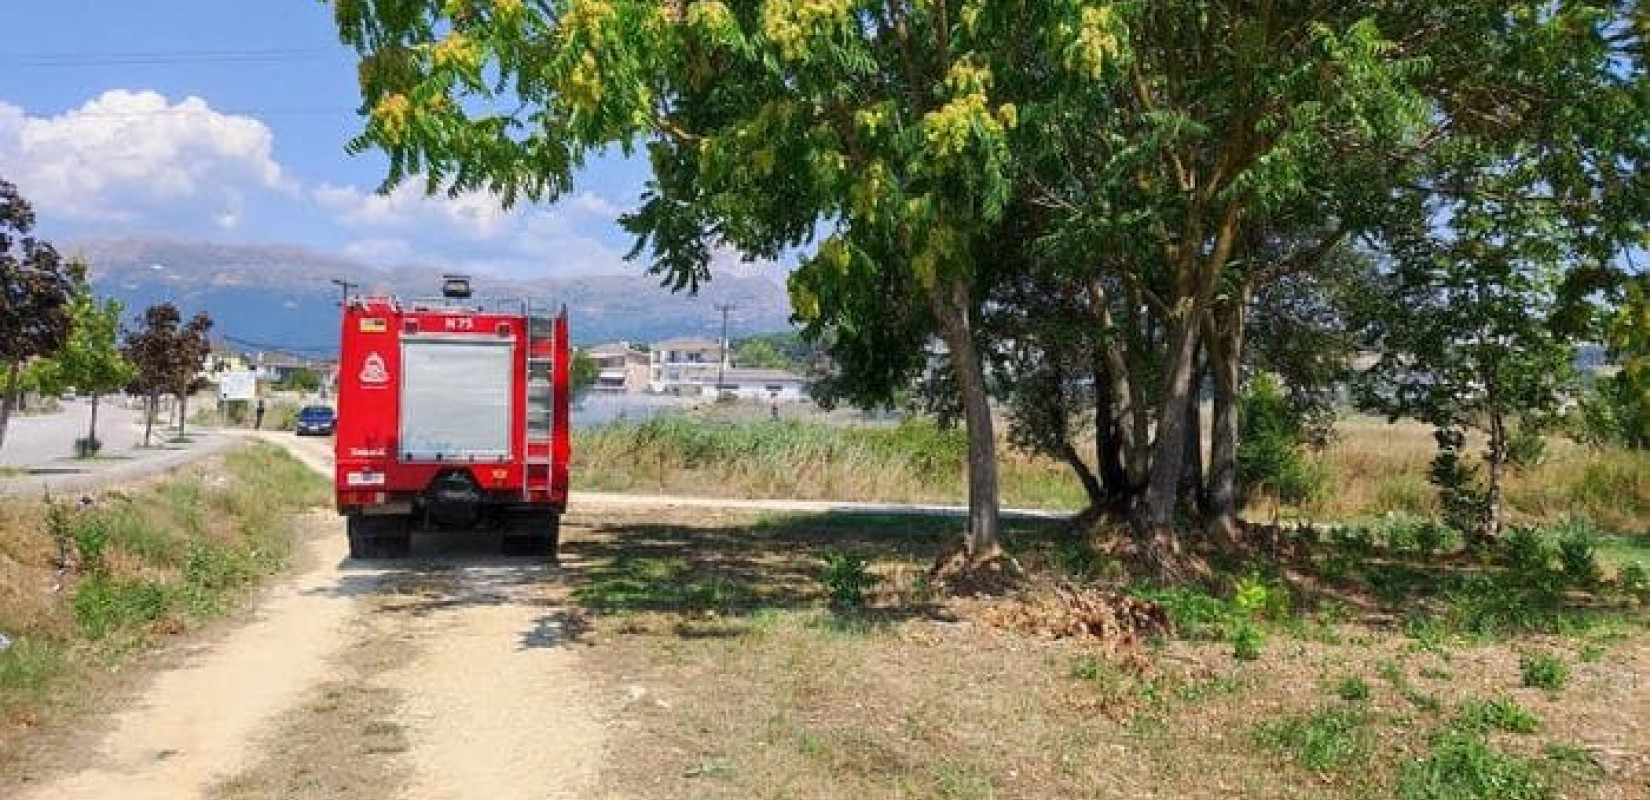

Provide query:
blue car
left=295, top=405, right=336, bottom=436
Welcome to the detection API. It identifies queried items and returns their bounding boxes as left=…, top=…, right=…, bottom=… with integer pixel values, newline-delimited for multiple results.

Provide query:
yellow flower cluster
left=1073, top=4, right=1125, bottom=79
left=686, top=0, right=737, bottom=36
left=565, top=51, right=604, bottom=108
left=432, top=32, right=483, bottom=72
left=372, top=93, right=414, bottom=142
left=921, top=60, right=1015, bottom=160
left=562, top=0, right=616, bottom=37
left=761, top=0, right=853, bottom=62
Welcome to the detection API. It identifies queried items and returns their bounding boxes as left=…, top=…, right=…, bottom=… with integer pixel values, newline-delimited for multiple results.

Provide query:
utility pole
left=714, top=303, right=736, bottom=391
left=330, top=278, right=358, bottom=305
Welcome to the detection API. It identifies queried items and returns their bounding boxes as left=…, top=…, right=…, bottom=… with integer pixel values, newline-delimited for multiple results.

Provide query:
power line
left=0, top=47, right=341, bottom=68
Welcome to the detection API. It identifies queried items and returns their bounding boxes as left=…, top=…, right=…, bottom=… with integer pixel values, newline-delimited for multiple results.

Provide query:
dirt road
left=14, top=434, right=609, bottom=800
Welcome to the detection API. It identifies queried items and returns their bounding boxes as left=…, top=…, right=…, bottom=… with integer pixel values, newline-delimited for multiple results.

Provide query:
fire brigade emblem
left=359, top=352, right=390, bottom=385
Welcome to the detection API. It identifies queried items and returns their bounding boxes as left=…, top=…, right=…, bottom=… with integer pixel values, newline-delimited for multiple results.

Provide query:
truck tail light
left=496, top=322, right=512, bottom=337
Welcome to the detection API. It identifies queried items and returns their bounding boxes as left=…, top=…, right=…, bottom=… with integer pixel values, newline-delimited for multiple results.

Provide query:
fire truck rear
left=333, top=277, right=570, bottom=559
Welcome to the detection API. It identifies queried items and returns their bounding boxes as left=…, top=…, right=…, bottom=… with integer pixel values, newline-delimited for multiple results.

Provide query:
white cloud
left=317, top=180, right=640, bottom=276
left=0, top=90, right=290, bottom=225
left=313, top=181, right=513, bottom=240
left=342, top=237, right=414, bottom=264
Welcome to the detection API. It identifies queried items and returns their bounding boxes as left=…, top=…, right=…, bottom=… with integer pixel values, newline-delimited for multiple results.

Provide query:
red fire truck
left=333, top=276, right=570, bottom=559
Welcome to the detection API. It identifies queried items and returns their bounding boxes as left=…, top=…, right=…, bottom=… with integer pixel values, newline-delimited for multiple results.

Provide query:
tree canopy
left=330, top=0, right=1646, bottom=573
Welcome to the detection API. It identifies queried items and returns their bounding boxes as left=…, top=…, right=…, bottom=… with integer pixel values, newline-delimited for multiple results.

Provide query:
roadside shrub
left=1502, top=527, right=1552, bottom=574
left=1552, top=518, right=1601, bottom=587
left=71, top=513, right=113, bottom=576
left=1237, top=375, right=1327, bottom=511
left=1519, top=653, right=1568, bottom=691
left=819, top=550, right=877, bottom=607
left=1431, top=428, right=1489, bottom=537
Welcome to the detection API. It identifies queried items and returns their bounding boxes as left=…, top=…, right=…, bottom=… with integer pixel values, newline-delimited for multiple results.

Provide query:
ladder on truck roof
left=523, top=313, right=557, bottom=499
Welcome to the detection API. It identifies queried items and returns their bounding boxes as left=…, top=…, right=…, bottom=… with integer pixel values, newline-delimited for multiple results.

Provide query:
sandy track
left=15, top=434, right=609, bottom=800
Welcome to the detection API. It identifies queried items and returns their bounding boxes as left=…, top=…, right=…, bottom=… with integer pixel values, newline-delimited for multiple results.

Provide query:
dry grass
left=562, top=508, right=1649, bottom=800
left=0, top=444, right=329, bottom=770
left=1256, top=415, right=1650, bottom=532
left=575, top=417, right=1088, bottom=510
left=580, top=415, right=1647, bottom=535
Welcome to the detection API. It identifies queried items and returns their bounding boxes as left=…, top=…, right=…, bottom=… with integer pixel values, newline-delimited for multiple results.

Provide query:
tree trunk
left=144, top=391, right=157, bottom=447
left=1136, top=304, right=1202, bottom=567
left=927, top=275, right=1001, bottom=561
left=177, top=392, right=189, bottom=438
left=1205, top=293, right=1247, bottom=545
left=1179, top=344, right=1204, bottom=514
left=1093, top=349, right=1132, bottom=512
left=1482, top=410, right=1506, bottom=545
left=88, top=393, right=101, bottom=443
left=0, top=361, right=19, bottom=452
left=1059, top=441, right=1107, bottom=511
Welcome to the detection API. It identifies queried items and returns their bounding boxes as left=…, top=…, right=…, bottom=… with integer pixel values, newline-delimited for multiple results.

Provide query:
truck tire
left=502, top=512, right=560, bottom=560
left=347, top=515, right=412, bottom=560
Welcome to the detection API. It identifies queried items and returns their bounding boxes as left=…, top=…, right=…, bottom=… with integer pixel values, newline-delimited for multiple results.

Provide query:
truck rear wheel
left=501, top=512, right=560, bottom=560
left=347, top=515, right=412, bottom=560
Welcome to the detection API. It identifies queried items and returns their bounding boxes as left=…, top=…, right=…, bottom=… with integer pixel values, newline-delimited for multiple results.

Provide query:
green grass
left=0, top=442, right=327, bottom=750
left=1251, top=704, right=1374, bottom=773
left=1334, top=675, right=1370, bottom=702
left=1519, top=653, right=1569, bottom=691
left=1455, top=697, right=1541, bottom=734
left=1396, top=730, right=1549, bottom=800
left=0, top=637, right=72, bottom=716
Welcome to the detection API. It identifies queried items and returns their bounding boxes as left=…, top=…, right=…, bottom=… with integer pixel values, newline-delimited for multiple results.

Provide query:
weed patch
left=1396, top=730, right=1548, bottom=800
left=1519, top=653, right=1569, bottom=691
left=1252, top=704, right=1373, bottom=773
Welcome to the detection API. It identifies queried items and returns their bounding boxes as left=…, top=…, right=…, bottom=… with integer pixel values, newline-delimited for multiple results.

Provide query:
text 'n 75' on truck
left=333, top=276, right=570, bottom=561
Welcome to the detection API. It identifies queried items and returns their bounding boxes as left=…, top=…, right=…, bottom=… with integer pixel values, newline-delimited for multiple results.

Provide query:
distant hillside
left=67, top=237, right=796, bottom=353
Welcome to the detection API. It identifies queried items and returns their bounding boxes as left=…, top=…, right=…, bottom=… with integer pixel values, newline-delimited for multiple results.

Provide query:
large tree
left=1013, top=1, right=1642, bottom=571
left=331, top=0, right=1106, bottom=563
left=329, top=1, right=1644, bottom=575
left=0, top=176, right=80, bottom=452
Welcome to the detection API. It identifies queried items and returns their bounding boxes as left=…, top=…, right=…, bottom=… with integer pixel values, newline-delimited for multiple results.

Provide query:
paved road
left=0, top=399, right=237, bottom=496
left=0, top=398, right=146, bottom=466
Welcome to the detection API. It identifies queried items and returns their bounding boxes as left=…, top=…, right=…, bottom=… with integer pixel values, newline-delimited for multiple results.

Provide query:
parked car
left=295, top=405, right=337, bottom=436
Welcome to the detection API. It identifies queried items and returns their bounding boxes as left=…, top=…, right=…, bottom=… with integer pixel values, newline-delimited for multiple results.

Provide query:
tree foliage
left=328, top=0, right=1647, bottom=576
left=124, top=303, right=213, bottom=445
left=32, top=285, right=137, bottom=446
left=0, top=175, right=80, bottom=452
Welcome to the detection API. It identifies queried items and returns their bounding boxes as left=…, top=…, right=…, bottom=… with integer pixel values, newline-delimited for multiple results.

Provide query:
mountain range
left=68, top=237, right=797, bottom=355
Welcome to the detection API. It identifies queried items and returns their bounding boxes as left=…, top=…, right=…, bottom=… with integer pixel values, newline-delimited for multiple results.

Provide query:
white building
left=715, top=368, right=810, bottom=402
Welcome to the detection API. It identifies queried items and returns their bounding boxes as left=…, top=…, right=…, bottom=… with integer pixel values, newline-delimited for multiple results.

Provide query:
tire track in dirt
left=16, top=435, right=611, bottom=800
left=12, top=514, right=358, bottom=800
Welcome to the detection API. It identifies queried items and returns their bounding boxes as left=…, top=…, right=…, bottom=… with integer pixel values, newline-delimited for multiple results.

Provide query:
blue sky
left=0, top=1, right=682, bottom=278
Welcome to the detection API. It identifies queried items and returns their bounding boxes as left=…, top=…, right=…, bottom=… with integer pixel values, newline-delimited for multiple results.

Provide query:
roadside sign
left=219, top=370, right=257, bottom=401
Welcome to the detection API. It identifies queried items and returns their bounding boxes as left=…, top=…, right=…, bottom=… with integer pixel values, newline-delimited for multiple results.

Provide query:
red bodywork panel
left=333, top=297, right=570, bottom=514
